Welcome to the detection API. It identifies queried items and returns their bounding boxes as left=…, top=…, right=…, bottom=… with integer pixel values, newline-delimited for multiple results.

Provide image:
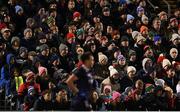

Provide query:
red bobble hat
left=66, top=33, right=75, bottom=40
left=73, top=11, right=81, bottom=19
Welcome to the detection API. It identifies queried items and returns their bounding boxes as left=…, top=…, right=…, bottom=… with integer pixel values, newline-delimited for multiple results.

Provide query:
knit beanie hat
left=38, top=66, right=48, bottom=76
left=59, top=43, right=68, bottom=53
left=140, top=25, right=148, bottom=33
left=176, top=83, right=180, bottom=93
left=143, top=45, right=151, bottom=52
left=170, top=48, right=178, bottom=56
left=109, top=66, right=118, bottom=77
left=26, top=72, right=35, bottom=82
left=15, top=5, right=23, bottom=14
left=19, top=47, right=28, bottom=55
left=158, top=11, right=167, bottom=19
left=162, top=59, right=171, bottom=69
left=66, top=33, right=75, bottom=40
left=153, top=35, right=161, bottom=43
left=112, top=91, right=121, bottom=100
left=117, top=54, right=126, bottom=62
left=50, top=54, right=59, bottom=64
left=145, top=83, right=154, bottom=93
left=39, top=44, right=49, bottom=52
left=141, top=15, right=148, bottom=22
left=129, top=50, right=136, bottom=56
left=127, top=66, right=136, bottom=74
left=155, top=78, right=165, bottom=87
left=124, top=87, right=133, bottom=94
left=24, top=28, right=32, bottom=35
left=127, top=14, right=134, bottom=22
left=137, top=6, right=144, bottom=14
left=11, top=36, right=20, bottom=44
left=171, top=33, right=180, bottom=42
left=98, top=53, right=108, bottom=63
left=76, top=28, right=84, bottom=36
left=157, top=53, right=166, bottom=63
left=121, top=35, right=129, bottom=42
left=73, top=11, right=81, bottom=19
left=136, top=35, right=146, bottom=43
left=132, top=31, right=141, bottom=40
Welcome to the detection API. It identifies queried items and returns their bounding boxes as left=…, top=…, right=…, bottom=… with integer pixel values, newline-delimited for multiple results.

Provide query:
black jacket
left=33, top=96, right=53, bottom=111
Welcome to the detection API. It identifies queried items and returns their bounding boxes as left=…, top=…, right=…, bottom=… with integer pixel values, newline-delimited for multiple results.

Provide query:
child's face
left=105, top=88, right=111, bottom=96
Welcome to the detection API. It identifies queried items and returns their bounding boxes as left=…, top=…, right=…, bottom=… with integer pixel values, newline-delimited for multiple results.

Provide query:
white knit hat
left=162, top=59, right=171, bottom=69
left=98, top=53, right=108, bottom=63
left=127, top=14, right=134, bottom=22
left=155, top=79, right=165, bottom=87
left=170, top=48, right=178, bottom=56
left=176, top=83, right=180, bottom=93
left=136, top=35, right=146, bottom=43
left=109, top=66, right=118, bottom=77
left=127, top=66, right=136, bottom=74
left=171, top=33, right=180, bottom=42
left=132, top=31, right=141, bottom=40
left=141, top=15, right=148, bottom=22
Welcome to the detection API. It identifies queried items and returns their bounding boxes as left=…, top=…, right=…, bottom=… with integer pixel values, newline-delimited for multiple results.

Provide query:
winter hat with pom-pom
left=112, top=91, right=121, bottom=100
left=98, top=52, right=108, bottom=63
left=127, top=66, right=136, bottom=74
left=162, top=59, right=171, bottom=69
left=127, top=14, right=134, bottom=22
left=109, top=66, right=118, bottom=77
left=155, top=78, right=165, bottom=87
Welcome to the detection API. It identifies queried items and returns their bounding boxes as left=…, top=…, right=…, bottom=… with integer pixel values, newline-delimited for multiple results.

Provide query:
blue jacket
left=1, top=54, right=15, bottom=80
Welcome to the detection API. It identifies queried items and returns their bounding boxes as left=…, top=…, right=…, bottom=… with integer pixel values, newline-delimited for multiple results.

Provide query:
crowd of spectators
left=0, top=0, right=180, bottom=111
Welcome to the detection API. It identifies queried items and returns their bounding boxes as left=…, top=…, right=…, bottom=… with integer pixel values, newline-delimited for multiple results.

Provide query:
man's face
left=153, top=20, right=161, bottom=30
left=86, top=56, right=95, bottom=68
left=42, top=49, right=49, bottom=56
left=68, top=1, right=75, bottom=10
left=121, top=41, right=129, bottom=47
left=170, top=19, right=178, bottom=27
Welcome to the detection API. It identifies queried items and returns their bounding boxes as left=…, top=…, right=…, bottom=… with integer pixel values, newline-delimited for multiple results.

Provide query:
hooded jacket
left=1, top=53, right=15, bottom=80
left=137, top=58, right=152, bottom=79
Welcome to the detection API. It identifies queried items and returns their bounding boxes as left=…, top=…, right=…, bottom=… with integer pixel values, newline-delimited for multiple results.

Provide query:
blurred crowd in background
left=0, top=0, right=180, bottom=111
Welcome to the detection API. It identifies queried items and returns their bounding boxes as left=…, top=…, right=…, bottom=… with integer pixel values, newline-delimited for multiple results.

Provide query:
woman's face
left=118, top=59, right=126, bottom=66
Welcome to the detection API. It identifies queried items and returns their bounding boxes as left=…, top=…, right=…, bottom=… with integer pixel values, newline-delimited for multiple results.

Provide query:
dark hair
left=80, top=52, right=93, bottom=63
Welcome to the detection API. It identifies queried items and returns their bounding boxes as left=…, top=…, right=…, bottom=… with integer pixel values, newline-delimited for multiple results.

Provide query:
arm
left=66, top=74, right=79, bottom=95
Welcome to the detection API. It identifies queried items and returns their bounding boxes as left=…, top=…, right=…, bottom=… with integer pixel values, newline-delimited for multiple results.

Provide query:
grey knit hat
left=39, top=44, right=49, bottom=52
left=59, top=43, right=68, bottom=53
left=11, top=36, right=20, bottom=44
